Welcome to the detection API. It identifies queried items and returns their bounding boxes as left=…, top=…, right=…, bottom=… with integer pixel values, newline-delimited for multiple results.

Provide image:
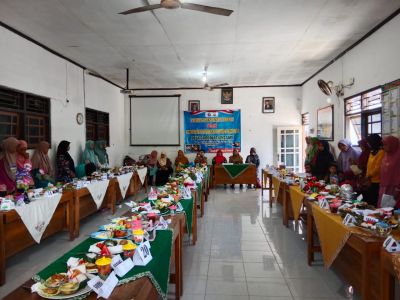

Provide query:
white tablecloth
left=116, top=172, right=134, bottom=199
left=87, top=180, right=110, bottom=209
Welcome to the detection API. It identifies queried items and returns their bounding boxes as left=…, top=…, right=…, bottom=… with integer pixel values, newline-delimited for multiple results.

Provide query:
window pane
left=345, top=115, right=361, bottom=145
left=371, top=114, right=381, bottom=122
left=362, top=88, right=382, bottom=111
left=295, top=134, right=299, bottom=147
left=286, top=134, right=294, bottom=147
left=286, top=154, right=294, bottom=167
left=371, top=123, right=381, bottom=134
left=26, top=115, right=47, bottom=147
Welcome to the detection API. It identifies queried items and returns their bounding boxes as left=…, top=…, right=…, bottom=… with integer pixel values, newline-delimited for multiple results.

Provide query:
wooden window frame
left=0, top=86, right=51, bottom=148
left=85, top=108, right=110, bottom=145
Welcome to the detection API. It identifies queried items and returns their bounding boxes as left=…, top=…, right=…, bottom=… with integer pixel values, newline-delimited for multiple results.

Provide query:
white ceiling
left=1, top=0, right=399, bottom=88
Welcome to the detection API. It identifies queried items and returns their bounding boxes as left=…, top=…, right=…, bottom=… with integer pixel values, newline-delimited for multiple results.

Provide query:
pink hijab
left=379, top=136, right=400, bottom=207
left=31, top=141, right=53, bottom=176
left=0, top=137, right=19, bottom=180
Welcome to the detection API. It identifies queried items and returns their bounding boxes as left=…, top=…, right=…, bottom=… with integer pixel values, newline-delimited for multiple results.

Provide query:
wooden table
left=190, top=189, right=198, bottom=245
left=305, top=200, right=383, bottom=300
left=212, top=164, right=257, bottom=186
left=380, top=247, right=400, bottom=300
left=3, top=207, right=186, bottom=300
left=0, top=191, right=74, bottom=286
left=73, top=179, right=116, bottom=237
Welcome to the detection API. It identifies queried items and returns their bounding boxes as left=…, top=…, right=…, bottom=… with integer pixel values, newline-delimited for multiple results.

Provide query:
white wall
left=302, top=14, right=400, bottom=146
left=125, top=87, right=302, bottom=167
left=0, top=26, right=126, bottom=166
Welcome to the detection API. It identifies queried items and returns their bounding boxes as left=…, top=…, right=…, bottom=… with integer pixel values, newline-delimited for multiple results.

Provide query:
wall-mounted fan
left=318, top=78, right=355, bottom=98
left=119, top=0, right=233, bottom=16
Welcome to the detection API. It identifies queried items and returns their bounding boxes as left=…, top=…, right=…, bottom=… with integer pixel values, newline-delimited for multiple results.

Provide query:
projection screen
left=130, top=95, right=180, bottom=146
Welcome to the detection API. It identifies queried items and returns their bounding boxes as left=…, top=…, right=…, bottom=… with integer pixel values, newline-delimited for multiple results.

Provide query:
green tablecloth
left=223, top=164, right=251, bottom=179
left=33, top=230, right=173, bottom=299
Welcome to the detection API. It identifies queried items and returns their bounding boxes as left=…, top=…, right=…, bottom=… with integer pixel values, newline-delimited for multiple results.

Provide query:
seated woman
left=245, top=147, right=260, bottom=188
left=229, top=149, right=243, bottom=164
left=379, top=136, right=400, bottom=208
left=147, top=150, right=158, bottom=186
left=82, top=140, right=100, bottom=169
left=0, top=137, right=19, bottom=193
left=56, top=140, right=76, bottom=183
left=156, top=152, right=173, bottom=186
left=194, top=150, right=207, bottom=165
left=174, top=150, right=189, bottom=172
left=95, top=140, right=109, bottom=167
left=31, top=141, right=54, bottom=188
left=212, top=150, right=227, bottom=165
left=16, top=140, right=34, bottom=187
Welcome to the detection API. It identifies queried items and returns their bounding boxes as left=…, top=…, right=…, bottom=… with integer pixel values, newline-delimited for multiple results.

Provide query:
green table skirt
left=33, top=230, right=173, bottom=299
left=223, top=164, right=251, bottom=179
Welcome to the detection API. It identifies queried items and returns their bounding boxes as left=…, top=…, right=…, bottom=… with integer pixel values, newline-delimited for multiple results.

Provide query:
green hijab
left=82, top=140, right=97, bottom=164
left=306, top=137, right=319, bottom=164
left=95, top=140, right=108, bottom=165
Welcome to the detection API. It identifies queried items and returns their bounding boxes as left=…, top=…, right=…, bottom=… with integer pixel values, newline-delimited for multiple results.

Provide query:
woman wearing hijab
left=229, top=149, right=244, bottom=164
left=212, top=150, right=227, bottom=165
left=156, top=151, right=173, bottom=186
left=56, top=140, right=76, bottom=183
left=0, top=137, right=19, bottom=192
left=337, top=139, right=360, bottom=178
left=147, top=150, right=158, bottom=186
left=306, top=137, right=319, bottom=165
left=246, top=147, right=261, bottom=188
left=194, top=150, right=207, bottom=165
left=364, top=134, right=384, bottom=206
left=352, top=139, right=370, bottom=194
left=31, top=141, right=54, bottom=188
left=95, top=140, right=109, bottom=166
left=378, top=136, right=400, bottom=208
left=312, top=140, right=334, bottom=180
left=16, top=140, right=34, bottom=186
left=174, top=150, right=189, bottom=172
left=82, top=140, right=100, bottom=167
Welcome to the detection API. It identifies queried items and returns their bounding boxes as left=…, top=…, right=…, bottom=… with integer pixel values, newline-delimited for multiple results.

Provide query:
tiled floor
left=0, top=187, right=358, bottom=299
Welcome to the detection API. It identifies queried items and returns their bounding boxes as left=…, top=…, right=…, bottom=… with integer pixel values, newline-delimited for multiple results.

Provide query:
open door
left=276, top=126, right=303, bottom=173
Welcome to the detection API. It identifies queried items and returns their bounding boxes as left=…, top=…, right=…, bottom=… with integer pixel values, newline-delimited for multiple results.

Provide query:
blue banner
left=184, top=110, right=241, bottom=153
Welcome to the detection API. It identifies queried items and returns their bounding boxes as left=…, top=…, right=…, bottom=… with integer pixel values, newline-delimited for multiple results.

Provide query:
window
left=0, top=86, right=50, bottom=147
left=344, top=87, right=382, bottom=145
left=85, top=108, right=109, bottom=144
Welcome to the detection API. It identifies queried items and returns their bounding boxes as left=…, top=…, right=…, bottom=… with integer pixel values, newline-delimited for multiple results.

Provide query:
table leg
left=179, top=217, right=184, bottom=296
left=282, top=185, right=288, bottom=227
left=269, top=175, right=273, bottom=208
left=74, top=191, right=80, bottom=238
left=261, top=171, right=264, bottom=195
left=192, top=192, right=197, bottom=246
left=201, top=188, right=205, bottom=217
left=307, top=212, right=314, bottom=266
left=0, top=212, right=5, bottom=286
left=174, top=230, right=181, bottom=300
left=67, top=197, right=74, bottom=241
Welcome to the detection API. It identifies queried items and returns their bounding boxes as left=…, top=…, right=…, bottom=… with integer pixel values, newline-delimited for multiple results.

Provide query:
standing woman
left=0, top=137, right=19, bottom=193
left=364, top=134, right=384, bottom=206
left=31, top=141, right=54, bottom=188
left=378, top=136, right=400, bottom=207
left=95, top=140, right=109, bottom=166
left=312, top=140, right=334, bottom=180
left=306, top=137, right=319, bottom=166
left=16, top=140, right=34, bottom=186
left=156, top=152, right=173, bottom=186
left=337, top=139, right=360, bottom=179
left=56, top=140, right=76, bottom=183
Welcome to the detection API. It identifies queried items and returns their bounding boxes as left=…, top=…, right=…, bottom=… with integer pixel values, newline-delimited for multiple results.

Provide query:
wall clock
left=76, top=113, right=84, bottom=125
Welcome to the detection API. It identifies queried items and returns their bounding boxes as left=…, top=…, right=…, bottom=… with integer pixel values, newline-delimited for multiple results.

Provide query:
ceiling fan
left=203, top=82, right=229, bottom=91
left=119, top=0, right=233, bottom=16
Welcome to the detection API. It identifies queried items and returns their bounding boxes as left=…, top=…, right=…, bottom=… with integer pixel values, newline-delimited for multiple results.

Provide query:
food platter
left=37, top=284, right=91, bottom=299
left=90, top=231, right=130, bottom=240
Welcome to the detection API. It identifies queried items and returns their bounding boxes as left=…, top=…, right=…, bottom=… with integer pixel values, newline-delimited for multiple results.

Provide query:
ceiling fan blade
left=181, top=3, right=233, bottom=16
left=212, top=83, right=229, bottom=88
left=119, top=4, right=162, bottom=15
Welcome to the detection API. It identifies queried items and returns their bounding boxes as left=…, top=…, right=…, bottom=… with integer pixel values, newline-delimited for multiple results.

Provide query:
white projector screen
left=130, top=95, right=180, bottom=145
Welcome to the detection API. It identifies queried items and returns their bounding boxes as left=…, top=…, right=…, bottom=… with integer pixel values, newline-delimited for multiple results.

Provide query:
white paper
left=132, top=242, right=152, bottom=266
left=108, top=245, right=123, bottom=255
left=356, top=194, right=363, bottom=201
left=156, top=216, right=169, bottom=230
left=319, top=198, right=329, bottom=209
left=111, top=255, right=134, bottom=277
left=343, top=214, right=356, bottom=226
left=177, top=202, right=184, bottom=212
left=88, top=272, right=119, bottom=299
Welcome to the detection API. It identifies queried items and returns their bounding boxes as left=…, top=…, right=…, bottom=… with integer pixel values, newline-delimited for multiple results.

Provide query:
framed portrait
left=221, top=88, right=233, bottom=104
left=317, top=105, right=334, bottom=141
left=262, top=97, right=275, bottom=113
left=188, top=100, right=200, bottom=111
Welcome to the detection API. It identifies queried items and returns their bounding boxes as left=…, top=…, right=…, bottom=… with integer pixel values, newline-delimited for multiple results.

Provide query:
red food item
left=101, top=245, right=111, bottom=256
